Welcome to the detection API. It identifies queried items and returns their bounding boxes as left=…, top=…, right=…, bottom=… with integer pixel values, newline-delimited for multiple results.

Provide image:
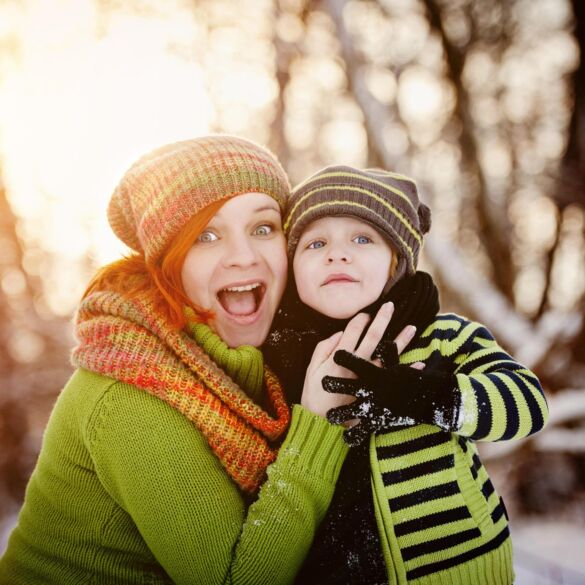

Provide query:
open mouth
left=217, top=282, right=266, bottom=317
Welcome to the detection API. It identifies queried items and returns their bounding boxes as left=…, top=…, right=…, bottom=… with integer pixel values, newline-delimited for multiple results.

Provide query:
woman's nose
left=224, top=236, right=259, bottom=267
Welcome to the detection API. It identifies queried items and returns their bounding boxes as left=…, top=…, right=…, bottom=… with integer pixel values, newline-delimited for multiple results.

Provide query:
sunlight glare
left=397, top=67, right=444, bottom=123
left=0, top=0, right=214, bottom=313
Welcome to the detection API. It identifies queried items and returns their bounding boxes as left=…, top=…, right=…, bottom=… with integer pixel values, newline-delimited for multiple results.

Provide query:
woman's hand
left=301, top=302, right=419, bottom=420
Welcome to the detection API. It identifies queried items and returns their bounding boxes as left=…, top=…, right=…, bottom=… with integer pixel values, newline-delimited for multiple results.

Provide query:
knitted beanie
left=108, top=135, right=291, bottom=265
left=284, top=165, right=431, bottom=285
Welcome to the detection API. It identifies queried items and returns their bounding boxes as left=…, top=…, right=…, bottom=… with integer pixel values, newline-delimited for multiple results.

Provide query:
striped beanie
left=108, top=135, right=291, bottom=265
left=284, top=165, right=431, bottom=285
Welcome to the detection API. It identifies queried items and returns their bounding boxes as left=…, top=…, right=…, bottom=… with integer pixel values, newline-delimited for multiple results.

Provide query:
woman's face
left=181, top=193, right=288, bottom=348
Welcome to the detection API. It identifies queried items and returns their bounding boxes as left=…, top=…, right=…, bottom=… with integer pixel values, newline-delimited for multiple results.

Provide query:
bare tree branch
left=322, top=0, right=585, bottom=383
left=324, top=0, right=537, bottom=350
left=270, top=1, right=294, bottom=166
left=422, top=0, right=515, bottom=299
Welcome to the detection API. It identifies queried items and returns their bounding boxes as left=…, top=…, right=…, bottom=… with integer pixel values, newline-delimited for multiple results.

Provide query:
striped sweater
left=369, top=312, right=548, bottom=584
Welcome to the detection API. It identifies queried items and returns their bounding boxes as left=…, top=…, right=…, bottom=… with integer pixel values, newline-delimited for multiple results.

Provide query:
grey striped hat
left=284, top=165, right=431, bottom=285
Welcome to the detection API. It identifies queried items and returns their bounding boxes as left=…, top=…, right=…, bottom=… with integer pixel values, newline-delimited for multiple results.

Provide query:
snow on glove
left=324, top=349, right=461, bottom=447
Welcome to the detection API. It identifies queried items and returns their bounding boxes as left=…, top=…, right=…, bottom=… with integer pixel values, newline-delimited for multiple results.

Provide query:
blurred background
left=0, top=0, right=584, bottom=581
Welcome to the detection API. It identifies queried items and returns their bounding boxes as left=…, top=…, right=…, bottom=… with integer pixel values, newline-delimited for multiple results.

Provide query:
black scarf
left=264, top=271, right=440, bottom=584
left=264, top=270, right=440, bottom=405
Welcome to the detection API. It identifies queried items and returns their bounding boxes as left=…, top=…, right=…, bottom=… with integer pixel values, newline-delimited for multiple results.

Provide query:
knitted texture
left=108, top=135, right=291, bottom=265
left=71, top=290, right=290, bottom=493
left=284, top=165, right=431, bottom=285
left=263, top=271, right=440, bottom=407
left=295, top=441, right=388, bottom=585
left=0, top=373, right=349, bottom=584
left=370, top=424, right=514, bottom=585
left=325, top=351, right=461, bottom=443
left=188, top=320, right=265, bottom=404
left=268, top=306, right=547, bottom=583
left=368, top=313, right=548, bottom=583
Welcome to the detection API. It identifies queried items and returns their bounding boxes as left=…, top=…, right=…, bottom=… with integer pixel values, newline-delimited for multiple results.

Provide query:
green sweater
left=0, top=369, right=348, bottom=584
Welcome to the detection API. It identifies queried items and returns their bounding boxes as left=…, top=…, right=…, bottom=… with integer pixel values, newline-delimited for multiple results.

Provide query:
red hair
left=83, top=198, right=228, bottom=329
left=389, top=251, right=398, bottom=280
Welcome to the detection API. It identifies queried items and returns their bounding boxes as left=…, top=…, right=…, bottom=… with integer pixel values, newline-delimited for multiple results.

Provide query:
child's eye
left=197, top=230, right=218, bottom=243
left=254, top=224, right=273, bottom=236
left=307, top=240, right=326, bottom=249
left=353, top=235, right=373, bottom=244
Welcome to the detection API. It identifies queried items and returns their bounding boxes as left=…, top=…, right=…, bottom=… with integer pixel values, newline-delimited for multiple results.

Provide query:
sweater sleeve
left=450, top=318, right=549, bottom=442
left=86, top=384, right=348, bottom=585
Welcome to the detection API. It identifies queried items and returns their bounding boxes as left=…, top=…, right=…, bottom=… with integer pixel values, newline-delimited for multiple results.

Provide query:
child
left=264, top=165, right=549, bottom=585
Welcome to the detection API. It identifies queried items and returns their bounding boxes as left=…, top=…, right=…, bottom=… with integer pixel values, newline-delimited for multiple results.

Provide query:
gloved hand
left=324, top=349, right=461, bottom=446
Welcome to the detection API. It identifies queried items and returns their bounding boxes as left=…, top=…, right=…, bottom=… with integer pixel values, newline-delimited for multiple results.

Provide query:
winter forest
left=1, top=0, right=585, bottom=581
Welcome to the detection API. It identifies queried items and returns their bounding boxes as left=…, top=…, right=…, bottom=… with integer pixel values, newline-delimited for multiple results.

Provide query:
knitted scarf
left=72, top=290, right=290, bottom=494
left=263, top=270, right=440, bottom=404
left=188, top=319, right=265, bottom=404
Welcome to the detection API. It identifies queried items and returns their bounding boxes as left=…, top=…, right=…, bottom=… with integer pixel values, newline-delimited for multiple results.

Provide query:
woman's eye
left=197, top=231, right=218, bottom=243
left=353, top=235, right=372, bottom=244
left=254, top=224, right=273, bottom=236
left=307, top=240, right=325, bottom=249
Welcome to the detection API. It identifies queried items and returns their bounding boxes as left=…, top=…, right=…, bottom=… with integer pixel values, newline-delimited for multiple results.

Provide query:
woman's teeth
left=222, top=282, right=261, bottom=293
left=217, top=283, right=264, bottom=316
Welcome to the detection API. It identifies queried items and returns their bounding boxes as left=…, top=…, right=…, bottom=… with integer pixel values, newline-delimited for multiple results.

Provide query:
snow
left=512, top=520, right=585, bottom=584
left=358, top=402, right=372, bottom=415
left=0, top=513, right=17, bottom=556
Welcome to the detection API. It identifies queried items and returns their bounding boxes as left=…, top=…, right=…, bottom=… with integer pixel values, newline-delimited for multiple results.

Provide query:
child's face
left=293, top=216, right=394, bottom=319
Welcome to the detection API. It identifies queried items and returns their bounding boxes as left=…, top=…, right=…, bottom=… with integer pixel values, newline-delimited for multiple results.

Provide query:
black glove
left=370, top=271, right=439, bottom=368
left=324, top=349, right=461, bottom=447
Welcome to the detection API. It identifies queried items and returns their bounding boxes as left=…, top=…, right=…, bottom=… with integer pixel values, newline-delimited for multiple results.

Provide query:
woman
left=0, top=136, right=407, bottom=584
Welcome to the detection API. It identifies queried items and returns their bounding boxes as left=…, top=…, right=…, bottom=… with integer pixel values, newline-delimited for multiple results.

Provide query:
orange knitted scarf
left=72, top=290, right=291, bottom=493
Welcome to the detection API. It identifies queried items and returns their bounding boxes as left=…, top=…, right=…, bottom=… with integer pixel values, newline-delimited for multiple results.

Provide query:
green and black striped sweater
left=367, top=312, right=548, bottom=584
left=266, top=304, right=548, bottom=585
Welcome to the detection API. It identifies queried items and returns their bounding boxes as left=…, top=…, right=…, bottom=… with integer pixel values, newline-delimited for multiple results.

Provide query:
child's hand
left=301, top=302, right=417, bottom=419
left=324, top=352, right=461, bottom=446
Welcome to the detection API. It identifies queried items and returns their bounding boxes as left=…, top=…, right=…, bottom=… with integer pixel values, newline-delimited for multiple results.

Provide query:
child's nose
left=326, top=246, right=351, bottom=263
left=327, top=255, right=349, bottom=263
